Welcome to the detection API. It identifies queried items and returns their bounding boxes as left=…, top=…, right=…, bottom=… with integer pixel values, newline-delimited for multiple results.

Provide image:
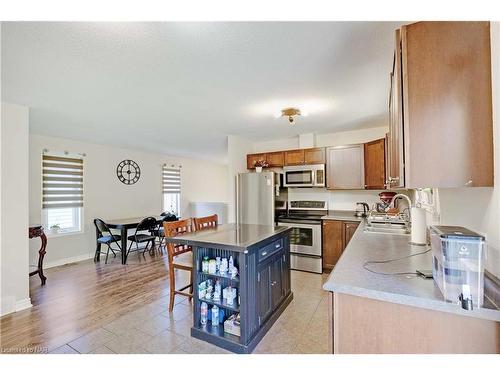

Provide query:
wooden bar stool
left=193, top=214, right=218, bottom=231
left=163, top=219, right=194, bottom=311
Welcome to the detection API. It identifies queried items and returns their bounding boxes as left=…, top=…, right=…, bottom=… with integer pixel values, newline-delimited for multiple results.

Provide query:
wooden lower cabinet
left=330, top=293, right=500, bottom=354
left=322, top=220, right=344, bottom=269
left=343, top=221, right=359, bottom=248
left=323, top=220, right=360, bottom=269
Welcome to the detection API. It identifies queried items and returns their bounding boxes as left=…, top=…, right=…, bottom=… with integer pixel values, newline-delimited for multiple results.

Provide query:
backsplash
left=287, top=188, right=385, bottom=211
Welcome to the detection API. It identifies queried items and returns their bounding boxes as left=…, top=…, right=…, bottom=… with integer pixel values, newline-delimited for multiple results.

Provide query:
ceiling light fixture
left=277, top=107, right=303, bottom=125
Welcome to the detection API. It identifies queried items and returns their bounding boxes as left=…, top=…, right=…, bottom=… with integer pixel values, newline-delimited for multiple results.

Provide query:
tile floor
left=49, top=270, right=331, bottom=354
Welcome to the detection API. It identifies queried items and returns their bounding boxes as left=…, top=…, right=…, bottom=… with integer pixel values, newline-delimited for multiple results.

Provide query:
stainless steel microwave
left=283, top=164, right=326, bottom=188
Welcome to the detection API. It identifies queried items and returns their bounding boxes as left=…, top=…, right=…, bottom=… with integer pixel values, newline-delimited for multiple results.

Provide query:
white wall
left=252, top=136, right=299, bottom=153
left=315, top=126, right=388, bottom=147
left=252, top=126, right=388, bottom=153
left=227, top=135, right=254, bottom=223
left=1, top=102, right=31, bottom=316
left=29, top=134, right=229, bottom=268
left=437, top=22, right=500, bottom=278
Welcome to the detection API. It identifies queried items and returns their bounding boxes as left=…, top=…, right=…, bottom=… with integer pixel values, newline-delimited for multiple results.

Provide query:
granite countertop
left=323, top=220, right=500, bottom=322
left=321, top=210, right=364, bottom=222
left=165, top=223, right=292, bottom=252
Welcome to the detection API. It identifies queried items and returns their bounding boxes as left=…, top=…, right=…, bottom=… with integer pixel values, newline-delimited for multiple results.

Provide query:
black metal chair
left=127, top=216, right=158, bottom=258
left=94, top=219, right=122, bottom=264
left=150, top=212, right=179, bottom=252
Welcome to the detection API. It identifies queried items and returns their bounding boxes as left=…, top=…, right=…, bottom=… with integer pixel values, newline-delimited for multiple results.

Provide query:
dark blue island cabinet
left=166, top=223, right=293, bottom=353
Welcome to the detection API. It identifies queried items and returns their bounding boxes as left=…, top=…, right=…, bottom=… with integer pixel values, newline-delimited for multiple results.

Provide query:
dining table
left=101, top=216, right=165, bottom=264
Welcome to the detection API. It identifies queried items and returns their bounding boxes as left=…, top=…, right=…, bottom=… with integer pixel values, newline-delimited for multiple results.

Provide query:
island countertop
left=165, top=223, right=292, bottom=252
left=323, top=220, right=500, bottom=322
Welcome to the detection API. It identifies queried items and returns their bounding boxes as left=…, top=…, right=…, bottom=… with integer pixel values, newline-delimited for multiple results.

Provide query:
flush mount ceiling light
left=275, top=107, right=307, bottom=125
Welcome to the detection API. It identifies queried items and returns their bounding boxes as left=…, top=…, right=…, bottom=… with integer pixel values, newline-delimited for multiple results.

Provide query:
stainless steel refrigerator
left=236, top=172, right=287, bottom=225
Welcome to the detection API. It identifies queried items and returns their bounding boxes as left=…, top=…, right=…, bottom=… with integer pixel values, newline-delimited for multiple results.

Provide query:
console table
left=29, top=225, right=47, bottom=285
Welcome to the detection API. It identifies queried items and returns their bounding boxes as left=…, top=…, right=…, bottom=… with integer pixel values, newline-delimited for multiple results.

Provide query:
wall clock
left=116, top=159, right=141, bottom=185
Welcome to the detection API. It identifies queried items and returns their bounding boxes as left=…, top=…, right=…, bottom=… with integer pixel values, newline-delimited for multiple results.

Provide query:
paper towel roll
left=411, top=207, right=427, bottom=245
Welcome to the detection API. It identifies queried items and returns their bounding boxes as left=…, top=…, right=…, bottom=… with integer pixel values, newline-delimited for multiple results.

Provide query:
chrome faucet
left=388, top=193, right=413, bottom=227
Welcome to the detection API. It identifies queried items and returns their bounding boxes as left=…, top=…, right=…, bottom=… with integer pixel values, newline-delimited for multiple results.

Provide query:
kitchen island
left=166, top=223, right=293, bottom=353
left=323, top=221, right=500, bottom=354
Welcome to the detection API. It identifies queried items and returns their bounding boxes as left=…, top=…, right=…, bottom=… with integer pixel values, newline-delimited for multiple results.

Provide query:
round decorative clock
left=116, top=159, right=141, bottom=185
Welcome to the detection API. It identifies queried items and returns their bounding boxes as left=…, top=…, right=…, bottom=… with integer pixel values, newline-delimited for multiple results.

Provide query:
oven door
left=283, top=169, right=314, bottom=187
left=277, top=220, right=321, bottom=256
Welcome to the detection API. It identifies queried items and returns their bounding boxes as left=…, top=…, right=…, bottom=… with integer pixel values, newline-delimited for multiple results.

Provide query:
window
left=43, top=207, right=82, bottom=233
left=162, top=166, right=181, bottom=216
left=42, top=154, right=84, bottom=234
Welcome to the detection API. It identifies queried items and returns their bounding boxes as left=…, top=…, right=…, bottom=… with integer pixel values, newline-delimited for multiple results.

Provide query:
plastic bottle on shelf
left=202, top=256, right=209, bottom=273
left=229, top=256, right=234, bottom=271
left=214, top=280, right=221, bottom=301
left=211, top=305, right=219, bottom=326
left=215, top=257, right=221, bottom=273
left=200, top=302, right=208, bottom=325
left=208, top=259, right=217, bottom=274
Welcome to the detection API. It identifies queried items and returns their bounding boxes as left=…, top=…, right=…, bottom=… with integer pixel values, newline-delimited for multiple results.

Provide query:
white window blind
left=162, top=166, right=181, bottom=216
left=162, top=166, right=181, bottom=194
left=42, top=155, right=84, bottom=209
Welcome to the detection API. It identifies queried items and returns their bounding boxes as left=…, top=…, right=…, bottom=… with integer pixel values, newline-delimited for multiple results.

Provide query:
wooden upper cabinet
left=247, top=151, right=285, bottom=169
left=364, top=138, right=386, bottom=189
left=304, top=148, right=326, bottom=164
left=326, top=145, right=365, bottom=190
left=266, top=151, right=285, bottom=167
left=247, top=153, right=266, bottom=170
left=284, top=149, right=305, bottom=165
left=247, top=148, right=325, bottom=169
left=388, top=28, right=405, bottom=189
left=398, top=21, right=493, bottom=187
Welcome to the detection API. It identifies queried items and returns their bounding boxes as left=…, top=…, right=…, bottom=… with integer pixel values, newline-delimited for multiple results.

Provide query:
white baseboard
left=0, top=296, right=32, bottom=316
left=44, top=253, right=94, bottom=269
left=43, top=243, right=154, bottom=269
left=15, top=298, right=32, bottom=312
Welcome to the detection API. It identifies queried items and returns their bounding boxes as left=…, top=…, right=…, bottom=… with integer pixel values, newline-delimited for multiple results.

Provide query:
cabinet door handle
left=275, top=243, right=280, bottom=249
left=261, top=251, right=267, bottom=256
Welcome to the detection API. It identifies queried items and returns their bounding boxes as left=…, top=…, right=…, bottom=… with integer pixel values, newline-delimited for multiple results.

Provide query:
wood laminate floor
left=0, top=249, right=330, bottom=354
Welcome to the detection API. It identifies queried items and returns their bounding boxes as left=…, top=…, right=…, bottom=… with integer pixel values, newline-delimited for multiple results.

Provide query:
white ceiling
left=1, top=22, right=403, bottom=163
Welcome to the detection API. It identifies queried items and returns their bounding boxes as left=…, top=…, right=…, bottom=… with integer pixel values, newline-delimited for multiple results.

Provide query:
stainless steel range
left=277, top=200, right=327, bottom=274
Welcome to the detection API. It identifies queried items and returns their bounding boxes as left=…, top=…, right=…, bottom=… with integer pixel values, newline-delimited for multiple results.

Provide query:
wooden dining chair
left=150, top=212, right=180, bottom=253
left=193, top=214, right=218, bottom=231
left=163, top=219, right=194, bottom=311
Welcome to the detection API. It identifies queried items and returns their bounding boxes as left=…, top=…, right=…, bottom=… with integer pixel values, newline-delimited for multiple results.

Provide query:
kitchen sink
left=363, top=223, right=410, bottom=235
